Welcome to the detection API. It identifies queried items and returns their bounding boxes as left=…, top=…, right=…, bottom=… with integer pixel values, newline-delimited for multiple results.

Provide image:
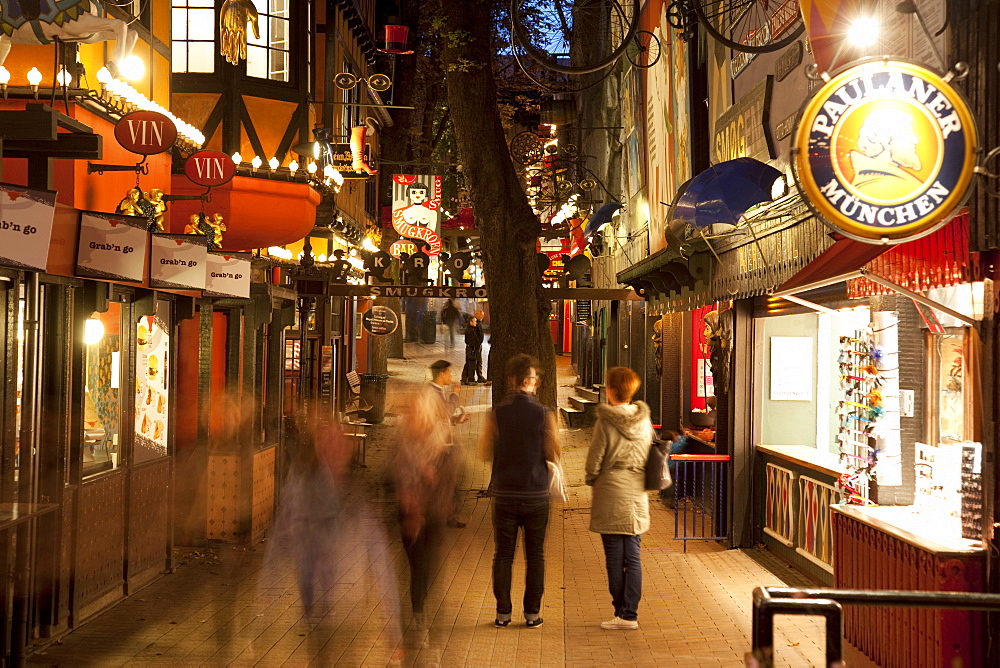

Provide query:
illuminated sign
left=714, top=77, right=774, bottom=164
left=793, top=60, right=978, bottom=243
left=114, top=111, right=177, bottom=155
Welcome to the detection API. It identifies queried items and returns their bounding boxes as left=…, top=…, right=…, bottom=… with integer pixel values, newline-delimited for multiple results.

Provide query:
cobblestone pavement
left=29, top=335, right=828, bottom=667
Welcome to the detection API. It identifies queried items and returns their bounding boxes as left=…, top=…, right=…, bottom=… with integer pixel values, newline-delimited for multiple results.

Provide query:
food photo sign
left=134, top=315, right=169, bottom=459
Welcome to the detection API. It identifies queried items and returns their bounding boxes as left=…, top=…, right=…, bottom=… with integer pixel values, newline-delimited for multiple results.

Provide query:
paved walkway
left=29, top=334, right=828, bottom=667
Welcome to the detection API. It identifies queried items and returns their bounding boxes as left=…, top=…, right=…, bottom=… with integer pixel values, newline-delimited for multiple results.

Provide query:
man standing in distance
left=480, top=354, right=560, bottom=628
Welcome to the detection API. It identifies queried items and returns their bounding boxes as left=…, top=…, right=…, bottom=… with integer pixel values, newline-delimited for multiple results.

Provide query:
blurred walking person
left=390, top=359, right=466, bottom=638
left=586, top=367, right=654, bottom=630
left=481, top=354, right=559, bottom=628
left=272, top=419, right=351, bottom=617
left=441, top=299, right=460, bottom=350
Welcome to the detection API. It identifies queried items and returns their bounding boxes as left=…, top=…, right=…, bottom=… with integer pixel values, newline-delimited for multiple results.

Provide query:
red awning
left=775, top=235, right=889, bottom=295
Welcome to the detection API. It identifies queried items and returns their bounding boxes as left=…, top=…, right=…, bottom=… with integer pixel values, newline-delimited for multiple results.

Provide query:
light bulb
left=307, top=161, right=317, bottom=174
left=848, top=17, right=879, bottom=47
left=95, top=66, right=111, bottom=84
left=288, top=160, right=299, bottom=172
left=323, top=164, right=334, bottom=178
left=26, top=67, right=42, bottom=86
left=251, top=155, right=262, bottom=169
left=268, top=157, right=279, bottom=170
left=84, top=318, right=105, bottom=345
left=232, top=151, right=243, bottom=164
left=0, top=66, right=10, bottom=85
left=362, top=238, right=378, bottom=252
left=55, top=67, right=72, bottom=87
left=316, top=254, right=327, bottom=263
left=121, top=55, right=145, bottom=81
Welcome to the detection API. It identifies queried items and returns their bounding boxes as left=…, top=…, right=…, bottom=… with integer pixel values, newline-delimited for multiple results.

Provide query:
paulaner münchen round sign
left=793, top=60, right=978, bottom=243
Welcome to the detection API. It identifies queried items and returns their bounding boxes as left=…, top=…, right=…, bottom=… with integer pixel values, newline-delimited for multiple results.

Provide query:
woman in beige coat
left=585, top=366, right=653, bottom=630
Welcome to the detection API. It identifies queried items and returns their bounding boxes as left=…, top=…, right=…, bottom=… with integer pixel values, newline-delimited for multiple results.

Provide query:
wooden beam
left=0, top=108, right=57, bottom=140
left=3, top=133, right=102, bottom=159
left=322, top=283, right=640, bottom=300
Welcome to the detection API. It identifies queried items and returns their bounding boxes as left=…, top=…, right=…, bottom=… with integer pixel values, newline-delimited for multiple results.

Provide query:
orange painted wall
left=176, top=313, right=201, bottom=449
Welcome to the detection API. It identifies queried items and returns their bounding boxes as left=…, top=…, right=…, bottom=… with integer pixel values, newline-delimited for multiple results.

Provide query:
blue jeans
left=492, top=498, right=549, bottom=615
left=601, top=534, right=642, bottom=621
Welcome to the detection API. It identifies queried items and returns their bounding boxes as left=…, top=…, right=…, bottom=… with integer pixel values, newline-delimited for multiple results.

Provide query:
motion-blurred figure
left=389, top=359, right=465, bottom=638
left=272, top=419, right=351, bottom=617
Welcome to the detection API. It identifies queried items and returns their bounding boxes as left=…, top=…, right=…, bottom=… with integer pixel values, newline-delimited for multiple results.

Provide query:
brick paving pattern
left=29, top=335, right=830, bottom=667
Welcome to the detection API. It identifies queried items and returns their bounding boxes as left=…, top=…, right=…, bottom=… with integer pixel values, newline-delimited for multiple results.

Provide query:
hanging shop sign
left=150, top=234, right=209, bottom=290
left=362, top=305, right=399, bottom=336
left=793, top=59, right=978, bottom=243
left=204, top=251, right=251, bottom=298
left=76, top=211, right=148, bottom=282
left=391, top=174, right=443, bottom=255
left=114, top=110, right=177, bottom=155
left=714, top=77, right=775, bottom=164
left=774, top=41, right=803, bottom=82
left=0, top=183, right=56, bottom=271
left=329, top=143, right=372, bottom=179
left=184, top=150, right=236, bottom=187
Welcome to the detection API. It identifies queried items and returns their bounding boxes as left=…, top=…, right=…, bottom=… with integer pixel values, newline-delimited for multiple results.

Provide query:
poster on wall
left=134, top=314, right=169, bottom=460
left=0, top=184, right=57, bottom=271
left=696, top=359, right=715, bottom=398
left=150, top=234, right=209, bottom=290
left=76, top=211, right=148, bottom=282
left=204, top=251, right=251, bottom=298
left=770, top=336, right=813, bottom=400
left=391, top=174, right=443, bottom=255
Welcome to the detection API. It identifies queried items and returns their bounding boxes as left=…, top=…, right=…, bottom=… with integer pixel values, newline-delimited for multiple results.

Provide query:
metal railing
left=670, top=454, right=730, bottom=551
left=750, top=586, right=1000, bottom=667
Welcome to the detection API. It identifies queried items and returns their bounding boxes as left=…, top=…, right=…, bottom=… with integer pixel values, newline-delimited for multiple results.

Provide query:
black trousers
left=463, top=345, right=485, bottom=382
left=492, top=497, right=549, bottom=615
left=401, top=517, right=442, bottom=614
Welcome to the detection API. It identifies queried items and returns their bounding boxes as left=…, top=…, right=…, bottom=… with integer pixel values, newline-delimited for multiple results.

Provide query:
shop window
left=134, top=306, right=171, bottom=464
left=83, top=304, right=123, bottom=477
left=172, top=0, right=216, bottom=73
left=246, top=0, right=290, bottom=82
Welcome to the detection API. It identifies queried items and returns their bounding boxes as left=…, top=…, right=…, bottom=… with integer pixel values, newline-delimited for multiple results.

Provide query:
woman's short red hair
left=606, top=366, right=640, bottom=403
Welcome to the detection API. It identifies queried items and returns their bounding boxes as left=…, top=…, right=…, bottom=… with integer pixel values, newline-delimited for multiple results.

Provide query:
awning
left=616, top=246, right=712, bottom=302
left=774, top=235, right=889, bottom=295
left=585, top=203, right=623, bottom=237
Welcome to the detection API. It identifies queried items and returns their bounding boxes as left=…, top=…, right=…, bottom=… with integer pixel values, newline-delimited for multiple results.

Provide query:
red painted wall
left=689, top=305, right=716, bottom=410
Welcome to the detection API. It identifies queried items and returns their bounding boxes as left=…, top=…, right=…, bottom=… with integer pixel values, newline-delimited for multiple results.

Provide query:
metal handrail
left=751, top=585, right=1000, bottom=667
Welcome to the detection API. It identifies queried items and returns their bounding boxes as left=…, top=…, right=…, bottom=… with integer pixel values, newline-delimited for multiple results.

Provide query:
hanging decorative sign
left=76, top=211, right=148, bottom=282
left=391, top=174, right=443, bottom=255
left=113, top=111, right=177, bottom=155
left=362, top=305, right=399, bottom=336
left=204, top=251, right=251, bottom=298
left=793, top=60, right=978, bottom=243
left=328, top=143, right=373, bottom=179
left=365, top=249, right=394, bottom=281
left=0, top=184, right=56, bottom=271
left=184, top=150, right=236, bottom=187
left=150, top=234, right=210, bottom=290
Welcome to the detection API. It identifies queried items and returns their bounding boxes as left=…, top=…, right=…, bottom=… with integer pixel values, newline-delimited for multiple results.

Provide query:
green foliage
left=447, top=58, right=483, bottom=73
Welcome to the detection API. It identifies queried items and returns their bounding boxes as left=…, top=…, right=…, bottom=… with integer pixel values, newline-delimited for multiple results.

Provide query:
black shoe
left=494, top=618, right=511, bottom=627
left=525, top=617, right=544, bottom=628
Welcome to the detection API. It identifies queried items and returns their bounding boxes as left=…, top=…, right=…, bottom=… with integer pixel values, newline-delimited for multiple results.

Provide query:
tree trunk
left=440, top=0, right=556, bottom=406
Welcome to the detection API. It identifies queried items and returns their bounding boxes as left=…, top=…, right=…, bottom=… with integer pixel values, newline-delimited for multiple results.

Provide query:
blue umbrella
left=672, top=158, right=782, bottom=229
left=584, top=202, right=623, bottom=237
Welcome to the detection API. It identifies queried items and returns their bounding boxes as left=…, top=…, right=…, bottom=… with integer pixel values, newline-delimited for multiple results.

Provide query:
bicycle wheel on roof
left=693, top=0, right=804, bottom=54
left=510, top=0, right=640, bottom=74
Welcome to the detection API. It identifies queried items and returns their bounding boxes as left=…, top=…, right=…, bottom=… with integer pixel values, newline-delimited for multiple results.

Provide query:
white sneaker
left=601, top=616, right=638, bottom=630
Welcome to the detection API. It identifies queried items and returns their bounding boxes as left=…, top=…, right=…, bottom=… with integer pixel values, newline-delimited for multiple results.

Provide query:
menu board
left=134, top=314, right=169, bottom=460
left=0, top=184, right=56, bottom=271
left=76, top=211, right=148, bottom=283
left=204, top=251, right=251, bottom=298
left=770, top=336, right=813, bottom=401
left=150, top=234, right=209, bottom=290
left=363, top=305, right=399, bottom=336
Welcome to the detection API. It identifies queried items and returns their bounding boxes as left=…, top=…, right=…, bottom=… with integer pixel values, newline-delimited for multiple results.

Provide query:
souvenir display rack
left=836, top=330, right=882, bottom=504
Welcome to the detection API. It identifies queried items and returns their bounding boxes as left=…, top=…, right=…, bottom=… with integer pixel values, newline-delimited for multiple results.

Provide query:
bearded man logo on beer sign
left=793, top=60, right=978, bottom=244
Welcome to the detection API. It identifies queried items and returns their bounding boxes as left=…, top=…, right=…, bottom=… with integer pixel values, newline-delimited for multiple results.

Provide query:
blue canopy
left=584, top=202, right=624, bottom=237
left=672, top=158, right=782, bottom=229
